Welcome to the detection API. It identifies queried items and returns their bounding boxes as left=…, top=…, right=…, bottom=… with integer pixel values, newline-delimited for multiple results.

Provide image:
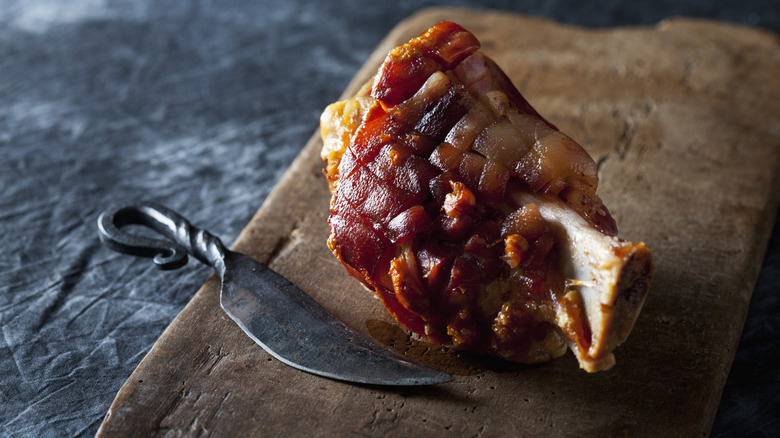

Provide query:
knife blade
left=97, top=202, right=451, bottom=386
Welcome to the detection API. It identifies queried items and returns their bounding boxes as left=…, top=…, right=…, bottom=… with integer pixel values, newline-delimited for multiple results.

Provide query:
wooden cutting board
left=96, top=7, right=780, bottom=437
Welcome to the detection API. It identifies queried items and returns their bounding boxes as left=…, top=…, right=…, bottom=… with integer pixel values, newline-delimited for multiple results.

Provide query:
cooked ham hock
left=320, top=22, right=652, bottom=372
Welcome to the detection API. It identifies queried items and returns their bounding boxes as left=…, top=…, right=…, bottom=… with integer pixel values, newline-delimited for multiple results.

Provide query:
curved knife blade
left=220, top=252, right=451, bottom=386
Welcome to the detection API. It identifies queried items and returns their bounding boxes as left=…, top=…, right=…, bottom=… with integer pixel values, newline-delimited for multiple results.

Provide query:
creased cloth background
left=1, top=1, right=778, bottom=436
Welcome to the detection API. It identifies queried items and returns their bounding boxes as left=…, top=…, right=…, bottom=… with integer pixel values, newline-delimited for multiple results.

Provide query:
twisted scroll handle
left=97, top=202, right=227, bottom=274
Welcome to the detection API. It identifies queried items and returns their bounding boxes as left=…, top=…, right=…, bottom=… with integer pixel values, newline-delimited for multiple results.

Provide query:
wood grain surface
left=96, top=7, right=780, bottom=437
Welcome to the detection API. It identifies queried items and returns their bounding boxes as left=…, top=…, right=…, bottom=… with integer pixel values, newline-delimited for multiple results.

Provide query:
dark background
left=1, top=1, right=777, bottom=436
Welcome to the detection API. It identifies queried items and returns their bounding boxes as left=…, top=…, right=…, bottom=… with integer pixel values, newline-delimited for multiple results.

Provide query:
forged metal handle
left=97, top=202, right=227, bottom=273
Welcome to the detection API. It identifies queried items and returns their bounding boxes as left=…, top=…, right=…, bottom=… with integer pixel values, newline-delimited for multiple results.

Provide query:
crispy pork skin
left=320, top=22, right=652, bottom=372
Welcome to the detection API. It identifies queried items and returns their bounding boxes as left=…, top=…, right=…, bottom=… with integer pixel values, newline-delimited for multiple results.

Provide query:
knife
left=97, top=202, right=451, bottom=386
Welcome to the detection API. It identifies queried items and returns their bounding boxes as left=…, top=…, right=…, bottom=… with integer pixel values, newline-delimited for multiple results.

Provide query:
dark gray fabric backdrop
left=1, top=1, right=777, bottom=436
